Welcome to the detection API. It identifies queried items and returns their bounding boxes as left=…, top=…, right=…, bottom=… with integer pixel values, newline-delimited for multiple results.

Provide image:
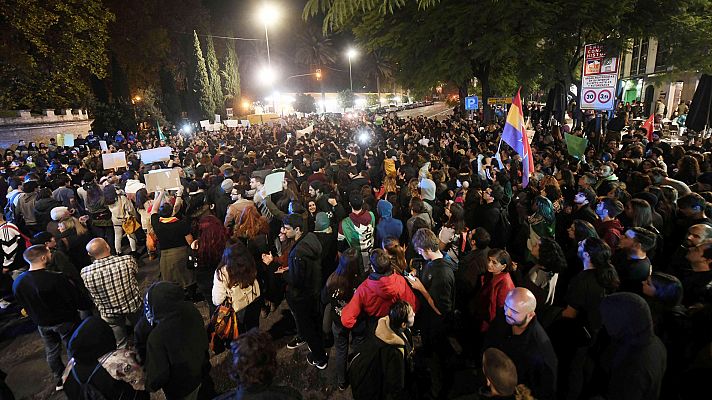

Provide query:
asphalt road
left=393, top=101, right=453, bottom=120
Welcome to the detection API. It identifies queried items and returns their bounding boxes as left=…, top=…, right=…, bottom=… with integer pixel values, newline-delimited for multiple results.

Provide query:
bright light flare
left=257, top=3, right=280, bottom=26
left=258, top=67, right=277, bottom=86
left=347, top=48, right=358, bottom=59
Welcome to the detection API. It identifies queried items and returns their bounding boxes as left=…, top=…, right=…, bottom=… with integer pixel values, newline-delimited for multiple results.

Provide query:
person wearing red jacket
left=341, top=249, right=419, bottom=330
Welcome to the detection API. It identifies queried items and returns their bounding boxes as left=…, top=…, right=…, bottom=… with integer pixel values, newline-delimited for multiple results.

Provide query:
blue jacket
left=376, top=200, right=403, bottom=246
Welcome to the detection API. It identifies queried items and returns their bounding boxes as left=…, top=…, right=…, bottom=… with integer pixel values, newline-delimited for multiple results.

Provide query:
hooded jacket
left=376, top=200, right=403, bottom=245
left=286, top=232, right=323, bottom=300
left=64, top=317, right=149, bottom=400
left=341, top=273, right=418, bottom=329
left=596, top=293, right=666, bottom=400
left=142, top=282, right=209, bottom=399
left=348, top=316, right=412, bottom=400
left=34, top=197, right=62, bottom=229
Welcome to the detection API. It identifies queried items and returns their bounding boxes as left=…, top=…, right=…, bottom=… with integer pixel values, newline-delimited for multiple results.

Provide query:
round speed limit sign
left=598, top=89, right=612, bottom=103
left=583, top=90, right=596, bottom=104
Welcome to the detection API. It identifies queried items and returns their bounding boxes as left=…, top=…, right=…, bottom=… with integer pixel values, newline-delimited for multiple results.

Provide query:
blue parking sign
left=465, top=96, right=479, bottom=111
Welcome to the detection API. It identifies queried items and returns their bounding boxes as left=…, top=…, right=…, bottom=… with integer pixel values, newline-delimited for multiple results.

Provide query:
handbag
left=121, top=197, right=141, bottom=234
left=207, top=297, right=239, bottom=353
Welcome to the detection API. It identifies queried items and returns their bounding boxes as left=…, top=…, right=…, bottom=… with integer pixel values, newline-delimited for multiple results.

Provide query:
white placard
left=64, top=133, right=75, bottom=147
left=296, top=124, right=314, bottom=139
left=214, top=114, right=221, bottom=123
left=264, top=171, right=285, bottom=196
left=240, top=119, right=250, bottom=127
left=101, top=152, right=127, bottom=170
left=199, top=120, right=210, bottom=128
left=226, top=108, right=233, bottom=117
left=99, top=140, right=108, bottom=151
left=144, top=169, right=181, bottom=193
left=224, top=119, right=239, bottom=128
left=138, top=147, right=172, bottom=164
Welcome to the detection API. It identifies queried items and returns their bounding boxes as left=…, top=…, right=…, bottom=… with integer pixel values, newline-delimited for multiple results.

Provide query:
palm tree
left=364, top=50, right=395, bottom=104
left=294, top=26, right=336, bottom=70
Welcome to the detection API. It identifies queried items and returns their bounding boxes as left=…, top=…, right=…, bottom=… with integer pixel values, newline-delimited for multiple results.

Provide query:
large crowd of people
left=0, top=103, right=711, bottom=400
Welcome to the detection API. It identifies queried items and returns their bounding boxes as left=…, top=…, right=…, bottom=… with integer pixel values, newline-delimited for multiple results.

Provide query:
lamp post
left=347, top=48, right=357, bottom=92
left=258, top=3, right=279, bottom=112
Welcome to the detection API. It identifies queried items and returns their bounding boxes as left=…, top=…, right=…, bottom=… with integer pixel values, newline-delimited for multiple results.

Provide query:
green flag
left=156, top=120, right=166, bottom=141
left=375, top=116, right=383, bottom=126
left=564, top=133, right=588, bottom=159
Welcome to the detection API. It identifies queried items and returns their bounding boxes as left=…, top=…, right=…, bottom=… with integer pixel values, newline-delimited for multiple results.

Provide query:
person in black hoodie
left=33, top=188, right=62, bottom=230
left=474, top=184, right=508, bottom=248
left=588, top=292, right=666, bottom=400
left=137, top=281, right=213, bottom=400
left=411, top=227, right=456, bottom=399
left=63, top=316, right=149, bottom=400
left=282, top=214, right=327, bottom=369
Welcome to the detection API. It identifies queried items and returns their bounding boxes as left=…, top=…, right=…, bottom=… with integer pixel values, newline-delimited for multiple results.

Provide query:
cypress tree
left=221, top=41, right=241, bottom=113
left=205, top=36, right=224, bottom=116
left=192, top=30, right=214, bottom=121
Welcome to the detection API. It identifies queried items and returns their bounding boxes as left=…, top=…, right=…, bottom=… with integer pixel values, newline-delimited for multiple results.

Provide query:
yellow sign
left=487, top=97, right=513, bottom=105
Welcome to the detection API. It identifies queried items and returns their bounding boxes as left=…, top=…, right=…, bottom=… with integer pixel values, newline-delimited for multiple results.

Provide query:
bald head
left=504, top=288, right=537, bottom=329
left=86, top=238, right=111, bottom=259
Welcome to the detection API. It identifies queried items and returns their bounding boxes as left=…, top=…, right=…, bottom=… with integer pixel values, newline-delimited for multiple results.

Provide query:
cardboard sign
left=240, top=119, right=250, bottom=127
left=296, top=124, right=314, bottom=139
left=99, top=140, right=108, bottom=151
left=101, top=152, right=127, bottom=170
left=56, top=134, right=64, bottom=147
left=63, top=133, right=74, bottom=147
left=144, top=169, right=181, bottom=193
left=138, top=147, right=172, bottom=164
left=226, top=108, right=233, bottom=118
left=199, top=120, right=210, bottom=128
left=224, top=119, right=239, bottom=128
left=264, top=171, right=285, bottom=196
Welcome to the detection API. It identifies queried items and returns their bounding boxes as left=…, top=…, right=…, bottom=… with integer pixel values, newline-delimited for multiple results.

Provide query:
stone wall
left=0, top=109, right=93, bottom=149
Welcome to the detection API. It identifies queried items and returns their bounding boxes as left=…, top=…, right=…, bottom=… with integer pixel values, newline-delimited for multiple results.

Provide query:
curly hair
left=219, top=242, right=257, bottom=289
left=235, top=205, right=269, bottom=240
left=229, top=329, right=277, bottom=387
left=537, top=237, right=567, bottom=273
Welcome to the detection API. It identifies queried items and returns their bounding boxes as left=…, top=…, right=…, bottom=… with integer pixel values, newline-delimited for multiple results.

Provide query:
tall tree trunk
left=458, top=82, right=468, bottom=114
left=481, top=71, right=492, bottom=123
left=376, top=74, right=381, bottom=105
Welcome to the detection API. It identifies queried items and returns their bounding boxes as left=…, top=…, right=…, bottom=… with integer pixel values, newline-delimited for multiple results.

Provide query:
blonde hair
left=59, top=216, right=88, bottom=236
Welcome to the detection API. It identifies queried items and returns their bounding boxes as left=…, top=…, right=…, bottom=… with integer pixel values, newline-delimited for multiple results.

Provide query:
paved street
left=396, top=101, right=453, bottom=120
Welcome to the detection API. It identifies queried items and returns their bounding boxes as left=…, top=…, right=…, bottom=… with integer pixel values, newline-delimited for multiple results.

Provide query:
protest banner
left=264, top=171, right=285, bottom=196
left=101, top=152, right=128, bottom=170
left=144, top=169, right=181, bottom=193
left=138, top=147, right=172, bottom=164
left=296, top=124, right=314, bottom=138
left=224, top=119, right=239, bottom=128
left=64, top=133, right=75, bottom=147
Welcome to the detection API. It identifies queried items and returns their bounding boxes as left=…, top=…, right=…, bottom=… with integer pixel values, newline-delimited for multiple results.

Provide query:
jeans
left=332, top=322, right=350, bottom=385
left=103, top=310, right=141, bottom=349
left=113, top=226, right=137, bottom=254
left=287, top=294, right=326, bottom=362
left=38, top=321, right=76, bottom=379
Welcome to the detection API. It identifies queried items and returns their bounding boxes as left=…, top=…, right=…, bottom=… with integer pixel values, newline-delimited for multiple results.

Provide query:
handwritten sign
left=138, top=147, right=172, bottom=164
left=144, top=169, right=181, bottom=193
left=101, top=152, right=127, bottom=170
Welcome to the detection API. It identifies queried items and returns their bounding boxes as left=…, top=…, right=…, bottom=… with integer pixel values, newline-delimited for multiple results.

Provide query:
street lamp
left=346, top=48, right=358, bottom=91
left=257, top=3, right=280, bottom=113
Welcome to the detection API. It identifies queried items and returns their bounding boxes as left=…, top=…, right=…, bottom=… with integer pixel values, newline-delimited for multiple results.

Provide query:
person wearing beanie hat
left=314, top=212, right=331, bottom=232
left=376, top=199, right=403, bottom=246
left=313, top=212, right=337, bottom=285
left=595, top=292, right=666, bottom=400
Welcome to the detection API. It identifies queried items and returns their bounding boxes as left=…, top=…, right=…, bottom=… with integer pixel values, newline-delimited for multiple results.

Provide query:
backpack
left=71, top=363, right=109, bottom=400
left=3, top=192, right=22, bottom=226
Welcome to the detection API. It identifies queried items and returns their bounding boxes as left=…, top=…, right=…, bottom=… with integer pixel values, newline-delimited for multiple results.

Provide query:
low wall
left=0, top=109, right=93, bottom=149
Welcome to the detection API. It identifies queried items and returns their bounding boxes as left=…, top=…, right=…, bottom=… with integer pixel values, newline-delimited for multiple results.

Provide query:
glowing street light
left=258, top=66, right=277, bottom=86
left=257, top=3, right=280, bottom=68
left=346, top=48, right=358, bottom=91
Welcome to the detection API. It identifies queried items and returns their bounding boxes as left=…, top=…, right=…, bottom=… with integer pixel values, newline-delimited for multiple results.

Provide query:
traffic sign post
left=580, top=44, right=619, bottom=111
left=465, top=96, right=479, bottom=111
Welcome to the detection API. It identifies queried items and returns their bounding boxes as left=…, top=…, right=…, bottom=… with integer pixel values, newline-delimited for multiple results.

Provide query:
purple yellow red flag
left=500, top=88, right=534, bottom=187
